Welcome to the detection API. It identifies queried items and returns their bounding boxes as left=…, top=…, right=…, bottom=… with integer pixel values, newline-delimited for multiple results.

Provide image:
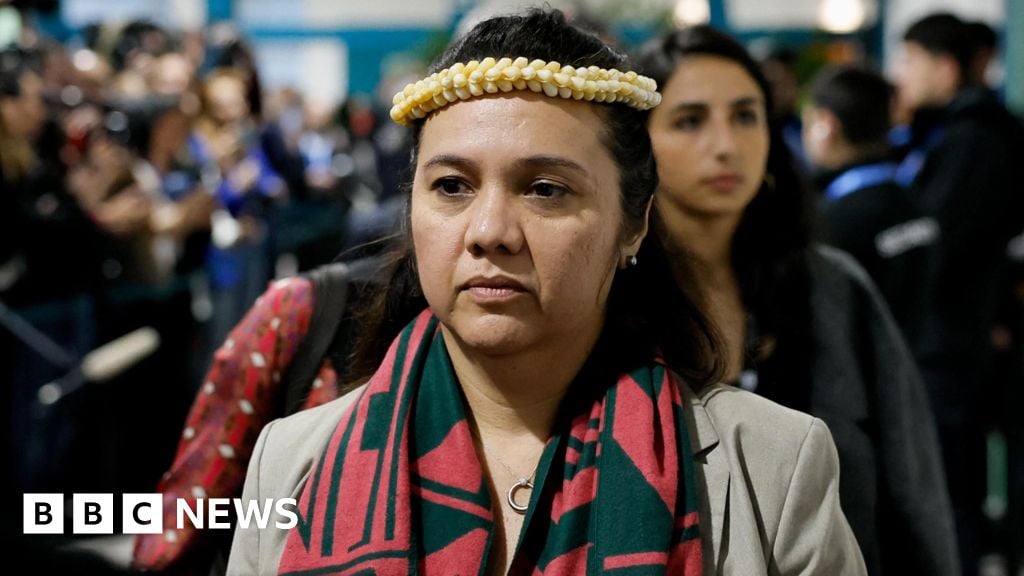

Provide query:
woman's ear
left=620, top=197, right=653, bottom=268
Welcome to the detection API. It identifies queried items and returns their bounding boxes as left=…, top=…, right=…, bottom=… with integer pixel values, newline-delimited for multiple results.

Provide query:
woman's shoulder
left=681, top=382, right=864, bottom=574
left=691, top=381, right=824, bottom=448
left=252, top=386, right=365, bottom=487
left=805, top=244, right=896, bottom=330
left=261, top=385, right=365, bottom=448
left=688, top=381, right=864, bottom=573
left=807, top=244, right=900, bottom=312
left=685, top=381, right=841, bottom=482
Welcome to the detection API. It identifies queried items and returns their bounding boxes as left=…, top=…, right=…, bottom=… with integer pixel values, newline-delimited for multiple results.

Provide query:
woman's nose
left=463, top=188, right=524, bottom=256
left=709, top=118, right=739, bottom=160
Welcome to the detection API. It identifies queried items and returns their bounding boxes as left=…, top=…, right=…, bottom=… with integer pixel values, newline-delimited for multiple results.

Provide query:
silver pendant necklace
left=505, top=477, right=534, bottom=513
left=479, top=441, right=539, bottom=515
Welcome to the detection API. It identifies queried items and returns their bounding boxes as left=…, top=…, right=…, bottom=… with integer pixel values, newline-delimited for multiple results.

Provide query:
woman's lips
left=467, top=286, right=524, bottom=300
left=703, top=174, right=743, bottom=192
left=462, top=277, right=528, bottom=303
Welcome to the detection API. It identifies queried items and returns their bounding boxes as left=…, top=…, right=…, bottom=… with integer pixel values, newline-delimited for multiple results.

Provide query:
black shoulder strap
left=281, top=262, right=351, bottom=416
left=280, top=256, right=385, bottom=416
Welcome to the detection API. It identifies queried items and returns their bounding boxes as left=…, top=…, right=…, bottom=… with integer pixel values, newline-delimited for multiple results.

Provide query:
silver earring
left=628, top=255, right=638, bottom=267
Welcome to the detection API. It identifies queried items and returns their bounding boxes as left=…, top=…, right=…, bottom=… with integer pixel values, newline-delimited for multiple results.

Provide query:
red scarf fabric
left=278, top=311, right=702, bottom=575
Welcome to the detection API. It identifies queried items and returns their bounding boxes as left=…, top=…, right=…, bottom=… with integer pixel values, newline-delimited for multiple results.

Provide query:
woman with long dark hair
left=640, top=26, right=957, bottom=576
left=226, top=11, right=865, bottom=575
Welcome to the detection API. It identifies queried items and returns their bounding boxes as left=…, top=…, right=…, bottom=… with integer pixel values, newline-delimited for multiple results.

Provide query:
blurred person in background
left=640, top=26, right=958, bottom=576
left=81, top=94, right=214, bottom=493
left=113, top=95, right=213, bottom=283
left=893, top=13, right=1024, bottom=574
left=1, top=45, right=105, bottom=500
left=200, top=22, right=263, bottom=121
left=198, top=23, right=360, bottom=275
left=334, top=94, right=409, bottom=257
left=962, top=17, right=1024, bottom=576
left=66, top=106, right=156, bottom=283
left=802, top=64, right=937, bottom=338
left=193, top=67, right=282, bottom=355
left=964, top=21, right=998, bottom=90
left=147, top=50, right=200, bottom=104
left=104, top=20, right=177, bottom=99
left=1, top=47, right=100, bottom=306
left=754, top=44, right=806, bottom=167
left=371, top=61, right=421, bottom=203
left=297, top=98, right=343, bottom=191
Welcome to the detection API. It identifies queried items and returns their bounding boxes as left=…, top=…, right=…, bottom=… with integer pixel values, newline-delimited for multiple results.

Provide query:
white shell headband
left=389, top=56, right=662, bottom=125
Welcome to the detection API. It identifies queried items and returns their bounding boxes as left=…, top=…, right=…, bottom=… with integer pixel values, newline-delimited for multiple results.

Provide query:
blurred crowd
left=1, top=16, right=413, bottom=502
left=2, top=4, right=1023, bottom=576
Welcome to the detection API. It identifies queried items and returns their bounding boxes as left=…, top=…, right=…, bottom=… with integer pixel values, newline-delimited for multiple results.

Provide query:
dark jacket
left=0, top=149, right=101, bottom=307
left=815, top=159, right=937, bottom=339
left=807, top=246, right=959, bottom=576
left=905, top=88, right=1024, bottom=413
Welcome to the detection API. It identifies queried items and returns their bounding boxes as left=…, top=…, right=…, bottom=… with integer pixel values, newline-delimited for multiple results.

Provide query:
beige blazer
left=227, top=382, right=867, bottom=575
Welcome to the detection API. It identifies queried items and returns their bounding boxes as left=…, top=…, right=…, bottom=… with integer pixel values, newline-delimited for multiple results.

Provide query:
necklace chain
left=478, top=437, right=540, bottom=514
left=487, top=449, right=536, bottom=483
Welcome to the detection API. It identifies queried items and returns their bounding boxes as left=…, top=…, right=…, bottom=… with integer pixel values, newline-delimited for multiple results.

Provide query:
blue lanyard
left=894, top=127, right=945, bottom=187
left=824, top=162, right=900, bottom=201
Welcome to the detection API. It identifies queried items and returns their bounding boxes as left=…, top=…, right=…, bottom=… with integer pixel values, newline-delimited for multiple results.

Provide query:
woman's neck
left=441, top=325, right=600, bottom=575
left=441, top=326, right=597, bottom=441
left=659, top=206, right=747, bottom=381
left=660, top=206, right=739, bottom=283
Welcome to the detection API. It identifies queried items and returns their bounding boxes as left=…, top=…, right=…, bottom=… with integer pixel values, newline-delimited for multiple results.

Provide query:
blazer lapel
left=682, top=383, right=730, bottom=565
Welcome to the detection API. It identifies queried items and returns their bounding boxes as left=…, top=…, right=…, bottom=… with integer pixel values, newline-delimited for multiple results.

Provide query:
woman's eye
left=673, top=115, right=702, bottom=130
left=528, top=181, right=569, bottom=199
left=736, top=109, right=761, bottom=126
left=432, top=177, right=469, bottom=196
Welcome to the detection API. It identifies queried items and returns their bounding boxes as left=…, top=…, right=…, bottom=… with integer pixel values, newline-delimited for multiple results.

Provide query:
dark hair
left=110, top=20, right=176, bottom=72
left=808, top=64, right=893, bottom=146
left=637, top=26, right=815, bottom=410
left=965, top=21, right=998, bottom=86
left=202, top=23, right=264, bottom=117
left=966, top=21, right=998, bottom=52
left=348, top=8, right=723, bottom=389
left=903, top=13, right=973, bottom=85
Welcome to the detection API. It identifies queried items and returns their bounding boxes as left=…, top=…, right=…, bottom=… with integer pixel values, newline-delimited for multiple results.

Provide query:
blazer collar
left=682, top=382, right=729, bottom=565
left=682, top=382, right=720, bottom=455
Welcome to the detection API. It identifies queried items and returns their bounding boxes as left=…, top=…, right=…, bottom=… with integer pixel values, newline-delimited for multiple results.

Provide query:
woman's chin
left=684, top=199, right=750, bottom=221
left=443, top=314, right=536, bottom=357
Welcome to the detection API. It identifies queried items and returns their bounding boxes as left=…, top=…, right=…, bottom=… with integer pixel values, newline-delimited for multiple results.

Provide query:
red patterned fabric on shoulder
left=132, top=277, right=340, bottom=573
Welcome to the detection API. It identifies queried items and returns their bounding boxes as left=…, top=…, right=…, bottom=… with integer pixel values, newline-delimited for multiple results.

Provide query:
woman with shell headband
left=226, top=10, right=866, bottom=575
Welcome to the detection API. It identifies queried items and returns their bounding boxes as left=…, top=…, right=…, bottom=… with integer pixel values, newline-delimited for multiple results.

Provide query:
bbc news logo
left=24, top=494, right=298, bottom=534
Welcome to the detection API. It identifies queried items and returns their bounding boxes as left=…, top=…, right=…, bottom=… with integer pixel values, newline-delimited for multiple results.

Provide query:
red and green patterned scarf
left=278, top=311, right=702, bottom=575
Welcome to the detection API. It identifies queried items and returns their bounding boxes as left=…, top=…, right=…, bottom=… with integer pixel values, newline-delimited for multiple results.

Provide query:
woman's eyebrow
left=425, top=154, right=591, bottom=178
left=669, top=101, right=708, bottom=114
left=669, top=95, right=763, bottom=113
left=423, top=154, right=476, bottom=172
left=515, top=155, right=591, bottom=178
left=730, top=96, right=763, bottom=108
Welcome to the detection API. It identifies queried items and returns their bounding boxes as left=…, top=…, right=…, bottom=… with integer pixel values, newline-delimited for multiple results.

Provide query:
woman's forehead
left=662, top=55, right=764, bottom=103
left=416, top=93, right=613, bottom=169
